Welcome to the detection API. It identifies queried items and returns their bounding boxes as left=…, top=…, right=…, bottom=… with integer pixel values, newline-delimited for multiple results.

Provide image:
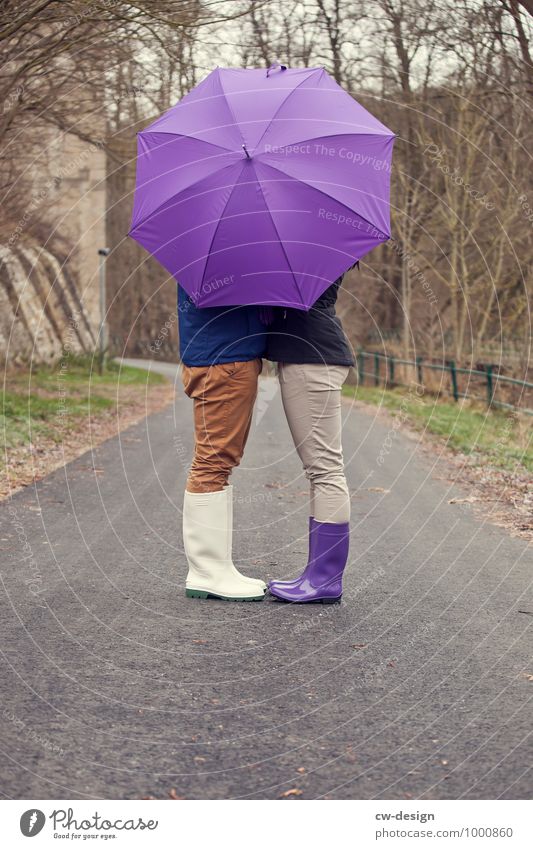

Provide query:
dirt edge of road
left=1, top=383, right=175, bottom=502
left=344, top=396, right=533, bottom=543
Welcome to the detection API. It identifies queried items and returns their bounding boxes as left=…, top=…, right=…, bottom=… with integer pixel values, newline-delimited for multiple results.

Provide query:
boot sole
left=270, top=593, right=342, bottom=604
left=186, top=588, right=265, bottom=602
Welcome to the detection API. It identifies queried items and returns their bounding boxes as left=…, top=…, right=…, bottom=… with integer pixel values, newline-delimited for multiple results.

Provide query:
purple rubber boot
left=268, top=518, right=318, bottom=591
left=269, top=520, right=350, bottom=604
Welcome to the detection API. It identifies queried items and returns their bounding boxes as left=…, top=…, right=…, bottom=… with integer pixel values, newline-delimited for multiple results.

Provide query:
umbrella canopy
left=129, top=64, right=395, bottom=310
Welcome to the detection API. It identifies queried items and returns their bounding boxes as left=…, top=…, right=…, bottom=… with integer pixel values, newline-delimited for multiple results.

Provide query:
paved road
left=1, top=360, right=531, bottom=800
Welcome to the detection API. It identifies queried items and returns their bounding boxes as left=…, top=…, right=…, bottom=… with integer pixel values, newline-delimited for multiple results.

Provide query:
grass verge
left=2, top=356, right=166, bottom=452
left=1, top=356, right=172, bottom=498
left=342, top=384, right=532, bottom=473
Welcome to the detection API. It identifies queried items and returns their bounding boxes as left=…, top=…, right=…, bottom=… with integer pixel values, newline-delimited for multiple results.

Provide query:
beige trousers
left=278, top=363, right=351, bottom=523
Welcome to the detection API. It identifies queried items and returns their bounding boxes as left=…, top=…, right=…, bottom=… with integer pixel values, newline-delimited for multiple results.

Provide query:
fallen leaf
left=350, top=643, right=368, bottom=649
left=297, top=767, right=306, bottom=774
left=280, top=788, right=302, bottom=798
left=192, top=639, right=207, bottom=644
left=448, top=496, right=477, bottom=504
left=168, top=789, right=184, bottom=800
left=367, top=487, right=390, bottom=493
left=522, top=673, right=533, bottom=682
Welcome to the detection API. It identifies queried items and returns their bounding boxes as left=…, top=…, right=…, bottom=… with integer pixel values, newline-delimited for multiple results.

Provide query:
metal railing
left=355, top=350, right=533, bottom=416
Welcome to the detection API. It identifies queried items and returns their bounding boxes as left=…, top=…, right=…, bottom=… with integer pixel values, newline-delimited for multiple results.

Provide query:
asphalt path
left=1, top=359, right=531, bottom=799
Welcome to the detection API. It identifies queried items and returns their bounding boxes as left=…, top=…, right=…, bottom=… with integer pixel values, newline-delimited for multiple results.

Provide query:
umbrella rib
left=215, top=68, right=247, bottom=148
left=199, top=161, right=248, bottom=292
left=140, top=126, right=236, bottom=153
left=140, top=130, right=235, bottom=155
left=259, top=128, right=395, bottom=147
left=260, top=160, right=390, bottom=240
left=251, top=162, right=304, bottom=307
left=252, top=68, right=322, bottom=154
left=129, top=160, right=240, bottom=235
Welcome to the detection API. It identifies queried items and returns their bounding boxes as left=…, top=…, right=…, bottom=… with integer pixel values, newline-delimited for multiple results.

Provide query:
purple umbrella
left=129, top=64, right=395, bottom=310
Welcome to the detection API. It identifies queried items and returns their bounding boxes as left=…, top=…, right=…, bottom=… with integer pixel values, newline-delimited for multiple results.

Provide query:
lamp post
left=97, top=247, right=110, bottom=375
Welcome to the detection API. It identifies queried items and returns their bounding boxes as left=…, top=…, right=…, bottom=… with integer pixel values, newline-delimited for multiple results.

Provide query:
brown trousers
left=181, top=358, right=262, bottom=493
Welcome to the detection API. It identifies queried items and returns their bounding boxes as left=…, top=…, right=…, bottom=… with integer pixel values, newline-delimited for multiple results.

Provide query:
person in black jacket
left=266, top=275, right=354, bottom=604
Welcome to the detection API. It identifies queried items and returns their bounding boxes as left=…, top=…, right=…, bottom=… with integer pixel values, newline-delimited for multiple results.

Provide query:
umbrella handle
left=266, top=63, right=287, bottom=77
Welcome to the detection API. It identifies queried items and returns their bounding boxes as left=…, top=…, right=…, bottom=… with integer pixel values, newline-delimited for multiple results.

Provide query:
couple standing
left=179, top=275, right=354, bottom=604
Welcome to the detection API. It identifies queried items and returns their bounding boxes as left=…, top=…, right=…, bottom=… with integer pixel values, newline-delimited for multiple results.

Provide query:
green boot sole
left=186, top=588, right=264, bottom=602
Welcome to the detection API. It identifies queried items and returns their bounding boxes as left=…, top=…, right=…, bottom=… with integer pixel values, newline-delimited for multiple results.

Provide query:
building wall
left=0, top=127, right=106, bottom=365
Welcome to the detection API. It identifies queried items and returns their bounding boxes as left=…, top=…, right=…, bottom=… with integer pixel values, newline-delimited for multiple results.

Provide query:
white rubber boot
left=183, top=488, right=266, bottom=601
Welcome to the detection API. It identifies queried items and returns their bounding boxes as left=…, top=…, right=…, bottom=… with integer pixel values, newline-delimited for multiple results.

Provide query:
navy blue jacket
left=178, top=286, right=267, bottom=366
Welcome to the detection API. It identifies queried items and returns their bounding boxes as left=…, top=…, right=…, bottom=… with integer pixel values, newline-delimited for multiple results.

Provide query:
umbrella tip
left=242, top=143, right=252, bottom=160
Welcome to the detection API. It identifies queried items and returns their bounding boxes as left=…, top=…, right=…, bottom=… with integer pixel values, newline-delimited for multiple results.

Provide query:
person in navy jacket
left=178, top=285, right=268, bottom=602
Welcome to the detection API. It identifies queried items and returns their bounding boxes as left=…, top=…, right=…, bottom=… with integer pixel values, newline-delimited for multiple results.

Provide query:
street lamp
left=97, top=247, right=110, bottom=374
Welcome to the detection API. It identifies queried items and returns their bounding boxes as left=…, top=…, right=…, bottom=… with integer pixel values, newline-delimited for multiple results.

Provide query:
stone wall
left=0, top=127, right=106, bottom=365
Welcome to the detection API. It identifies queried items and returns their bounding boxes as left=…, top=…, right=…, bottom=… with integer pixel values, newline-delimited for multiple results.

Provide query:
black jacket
left=266, top=278, right=354, bottom=366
